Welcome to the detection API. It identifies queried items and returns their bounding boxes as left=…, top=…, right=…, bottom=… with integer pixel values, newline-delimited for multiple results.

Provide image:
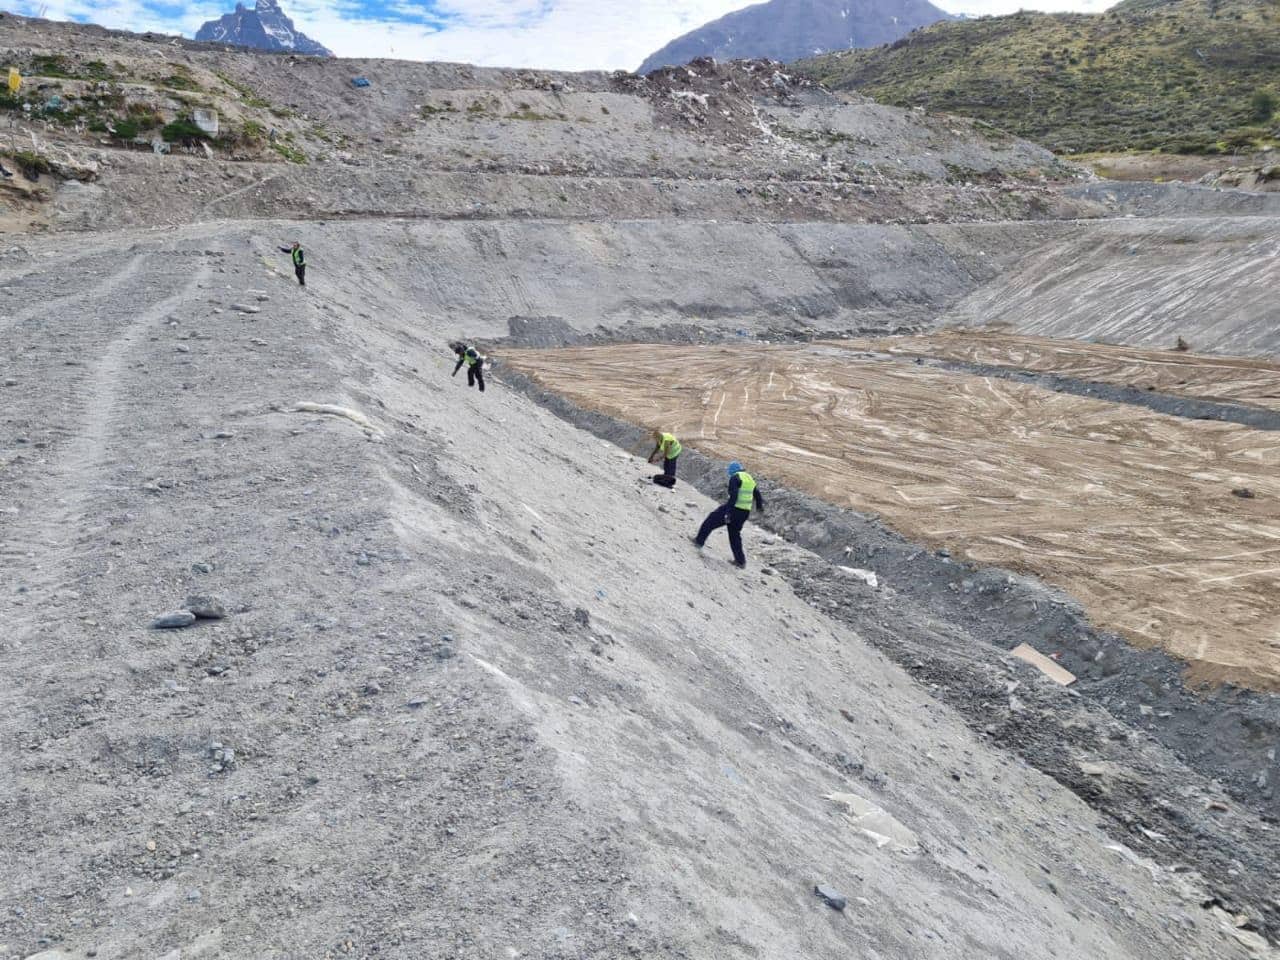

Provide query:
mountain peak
left=195, top=0, right=333, bottom=56
left=637, top=0, right=955, bottom=74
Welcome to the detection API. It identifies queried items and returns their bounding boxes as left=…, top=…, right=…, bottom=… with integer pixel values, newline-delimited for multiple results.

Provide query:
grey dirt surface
left=2, top=16, right=1279, bottom=960
left=1, top=220, right=1274, bottom=960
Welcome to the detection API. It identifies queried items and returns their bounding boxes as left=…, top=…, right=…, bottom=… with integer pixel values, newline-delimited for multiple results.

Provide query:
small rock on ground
left=152, top=610, right=197, bottom=629
left=185, top=596, right=226, bottom=620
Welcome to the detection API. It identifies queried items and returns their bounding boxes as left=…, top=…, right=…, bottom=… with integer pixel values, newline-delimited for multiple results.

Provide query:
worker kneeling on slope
left=693, top=461, right=764, bottom=569
left=647, top=429, right=682, bottom=488
left=451, top=342, right=486, bottom=393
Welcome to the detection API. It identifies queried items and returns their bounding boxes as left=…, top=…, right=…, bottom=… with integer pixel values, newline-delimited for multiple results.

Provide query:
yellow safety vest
left=733, top=472, right=756, bottom=511
left=661, top=433, right=682, bottom=459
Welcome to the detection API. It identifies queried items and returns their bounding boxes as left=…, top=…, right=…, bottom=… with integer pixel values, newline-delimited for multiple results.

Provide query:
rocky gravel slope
left=2, top=220, right=1273, bottom=959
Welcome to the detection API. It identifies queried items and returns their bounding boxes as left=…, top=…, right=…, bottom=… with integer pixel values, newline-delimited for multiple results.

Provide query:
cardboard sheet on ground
left=826, top=792, right=919, bottom=854
left=1011, top=643, right=1077, bottom=686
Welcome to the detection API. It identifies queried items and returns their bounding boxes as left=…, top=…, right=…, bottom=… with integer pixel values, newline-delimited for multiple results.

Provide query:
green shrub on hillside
left=1253, top=90, right=1277, bottom=122
left=271, top=140, right=307, bottom=164
left=161, top=117, right=211, bottom=143
left=797, top=0, right=1280, bottom=154
left=5, top=149, right=52, bottom=176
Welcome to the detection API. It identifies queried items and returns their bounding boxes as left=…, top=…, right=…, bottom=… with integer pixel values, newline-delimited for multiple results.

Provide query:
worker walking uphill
left=279, top=241, right=306, bottom=287
left=647, top=429, right=682, bottom=488
left=452, top=342, right=486, bottom=392
left=692, top=461, right=764, bottom=569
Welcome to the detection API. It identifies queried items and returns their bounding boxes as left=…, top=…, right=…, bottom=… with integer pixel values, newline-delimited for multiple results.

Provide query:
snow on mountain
left=195, top=0, right=332, bottom=57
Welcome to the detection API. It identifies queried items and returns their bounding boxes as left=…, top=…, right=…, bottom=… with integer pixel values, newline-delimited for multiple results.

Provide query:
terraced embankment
left=941, top=216, right=1280, bottom=357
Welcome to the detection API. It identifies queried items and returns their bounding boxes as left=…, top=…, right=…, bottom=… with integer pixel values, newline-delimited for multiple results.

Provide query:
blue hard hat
left=726, top=461, right=743, bottom=476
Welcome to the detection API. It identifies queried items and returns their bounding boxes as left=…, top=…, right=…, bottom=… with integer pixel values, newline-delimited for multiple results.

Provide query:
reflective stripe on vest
left=292, top=248, right=303, bottom=267
left=662, top=433, right=682, bottom=459
left=733, top=472, right=756, bottom=511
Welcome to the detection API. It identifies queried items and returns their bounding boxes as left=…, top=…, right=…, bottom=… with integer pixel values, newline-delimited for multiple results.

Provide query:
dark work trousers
left=294, top=264, right=306, bottom=287
left=467, top=362, right=486, bottom=392
left=653, top=457, right=678, bottom=488
left=695, top=505, right=750, bottom=565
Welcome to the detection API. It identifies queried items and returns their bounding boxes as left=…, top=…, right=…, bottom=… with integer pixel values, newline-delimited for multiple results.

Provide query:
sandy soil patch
left=848, top=329, right=1280, bottom=411
left=504, top=342, right=1280, bottom=691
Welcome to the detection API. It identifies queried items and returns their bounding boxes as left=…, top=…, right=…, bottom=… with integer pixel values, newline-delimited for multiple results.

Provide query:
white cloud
left=12, top=0, right=1115, bottom=73
left=291, top=0, right=753, bottom=70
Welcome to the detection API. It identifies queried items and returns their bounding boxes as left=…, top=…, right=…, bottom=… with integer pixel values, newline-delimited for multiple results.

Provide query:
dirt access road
left=503, top=341, right=1280, bottom=692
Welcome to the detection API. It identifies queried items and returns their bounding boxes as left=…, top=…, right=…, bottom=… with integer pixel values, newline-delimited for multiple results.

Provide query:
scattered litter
left=1231, top=488, right=1256, bottom=499
left=837, top=566, right=879, bottom=589
left=351, top=76, right=371, bottom=88
left=293, top=402, right=382, bottom=439
left=193, top=108, right=220, bottom=138
left=825, top=792, right=918, bottom=854
left=152, top=610, right=197, bottom=630
left=1010, top=643, right=1077, bottom=686
left=814, top=884, right=847, bottom=911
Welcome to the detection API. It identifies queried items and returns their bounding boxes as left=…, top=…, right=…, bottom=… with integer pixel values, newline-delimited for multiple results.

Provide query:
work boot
left=690, top=536, right=704, bottom=549
left=732, top=560, right=747, bottom=569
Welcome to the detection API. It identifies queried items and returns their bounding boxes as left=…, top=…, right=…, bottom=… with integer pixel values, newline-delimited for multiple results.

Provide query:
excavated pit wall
left=498, top=361, right=1280, bottom=945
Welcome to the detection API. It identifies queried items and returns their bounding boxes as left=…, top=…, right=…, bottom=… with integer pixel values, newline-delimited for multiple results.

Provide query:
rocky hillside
left=637, top=0, right=955, bottom=75
left=797, top=0, right=1280, bottom=154
left=195, top=0, right=332, bottom=56
left=0, top=15, right=1087, bottom=234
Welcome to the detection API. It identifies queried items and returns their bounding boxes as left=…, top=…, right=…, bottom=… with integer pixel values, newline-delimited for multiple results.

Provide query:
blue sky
left=10, top=0, right=1112, bottom=71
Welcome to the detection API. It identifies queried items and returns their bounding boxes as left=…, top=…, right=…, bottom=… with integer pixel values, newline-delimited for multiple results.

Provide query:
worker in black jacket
left=279, top=242, right=305, bottom=286
left=692, top=461, right=764, bottom=569
left=451, top=342, right=486, bottom=392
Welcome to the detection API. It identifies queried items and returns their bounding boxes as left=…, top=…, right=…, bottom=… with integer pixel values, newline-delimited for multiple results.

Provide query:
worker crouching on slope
left=647, top=429, right=682, bottom=488
left=451, top=342, right=486, bottom=392
left=279, top=242, right=305, bottom=287
left=693, top=461, right=764, bottom=569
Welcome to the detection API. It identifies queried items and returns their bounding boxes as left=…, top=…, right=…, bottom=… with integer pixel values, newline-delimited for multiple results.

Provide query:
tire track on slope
left=0, top=255, right=215, bottom=627
left=0, top=244, right=152, bottom=339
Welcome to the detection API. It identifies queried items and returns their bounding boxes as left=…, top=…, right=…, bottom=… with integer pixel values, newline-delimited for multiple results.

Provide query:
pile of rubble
left=613, top=57, right=832, bottom=142
left=1199, top=162, right=1280, bottom=193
